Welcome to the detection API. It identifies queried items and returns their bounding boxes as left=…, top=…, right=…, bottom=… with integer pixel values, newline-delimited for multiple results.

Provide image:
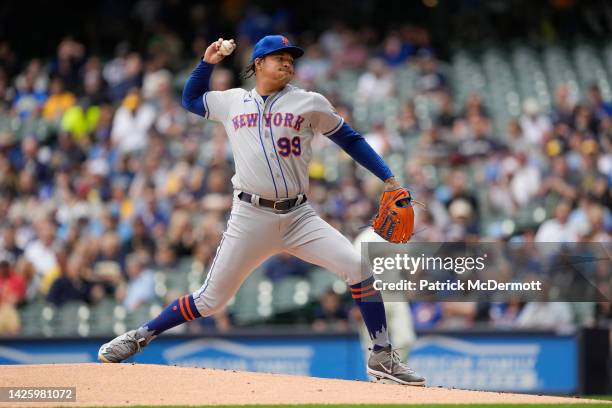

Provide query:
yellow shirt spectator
left=43, top=91, right=76, bottom=121
left=42, top=77, right=76, bottom=121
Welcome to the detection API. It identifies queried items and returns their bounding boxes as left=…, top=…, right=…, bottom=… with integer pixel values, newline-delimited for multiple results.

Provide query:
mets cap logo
left=281, top=36, right=289, bottom=46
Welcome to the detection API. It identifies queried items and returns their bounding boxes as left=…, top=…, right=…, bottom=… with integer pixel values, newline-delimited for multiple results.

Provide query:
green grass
left=63, top=404, right=611, bottom=408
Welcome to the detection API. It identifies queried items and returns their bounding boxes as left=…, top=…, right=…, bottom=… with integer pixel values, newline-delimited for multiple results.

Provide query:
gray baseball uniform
left=192, top=85, right=366, bottom=316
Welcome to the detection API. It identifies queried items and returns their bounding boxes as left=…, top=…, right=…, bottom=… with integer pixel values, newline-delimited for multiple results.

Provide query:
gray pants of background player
left=192, top=192, right=368, bottom=316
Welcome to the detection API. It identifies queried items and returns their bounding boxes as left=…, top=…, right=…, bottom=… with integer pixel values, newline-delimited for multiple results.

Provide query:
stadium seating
left=16, top=41, right=611, bottom=335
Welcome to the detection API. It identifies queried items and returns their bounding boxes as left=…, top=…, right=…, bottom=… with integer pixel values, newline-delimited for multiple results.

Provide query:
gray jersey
left=190, top=83, right=369, bottom=330
left=203, top=85, right=343, bottom=199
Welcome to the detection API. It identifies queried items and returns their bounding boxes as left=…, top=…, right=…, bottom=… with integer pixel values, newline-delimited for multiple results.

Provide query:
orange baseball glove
left=372, top=188, right=416, bottom=243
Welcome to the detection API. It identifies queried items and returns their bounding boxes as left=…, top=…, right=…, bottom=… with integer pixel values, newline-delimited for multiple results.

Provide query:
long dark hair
left=240, top=61, right=256, bottom=80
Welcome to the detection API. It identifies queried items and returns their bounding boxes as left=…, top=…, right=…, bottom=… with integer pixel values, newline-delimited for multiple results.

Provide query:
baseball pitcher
left=98, top=35, right=424, bottom=386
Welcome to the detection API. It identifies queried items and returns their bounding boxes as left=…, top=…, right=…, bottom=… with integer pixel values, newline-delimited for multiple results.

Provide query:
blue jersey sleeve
left=328, top=122, right=394, bottom=181
left=181, top=60, right=214, bottom=117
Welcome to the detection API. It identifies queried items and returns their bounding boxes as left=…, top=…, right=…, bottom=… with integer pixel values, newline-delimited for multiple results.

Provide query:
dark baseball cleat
left=367, top=346, right=426, bottom=386
left=98, top=329, right=148, bottom=363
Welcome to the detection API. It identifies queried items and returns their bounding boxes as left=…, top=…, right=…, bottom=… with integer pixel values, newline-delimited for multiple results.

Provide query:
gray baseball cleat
left=98, top=329, right=148, bottom=363
left=367, top=346, right=426, bottom=386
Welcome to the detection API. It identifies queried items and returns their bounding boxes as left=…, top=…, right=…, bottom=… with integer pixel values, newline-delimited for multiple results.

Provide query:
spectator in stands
left=153, top=239, right=178, bottom=270
left=356, top=58, right=394, bottom=102
left=312, top=289, right=349, bottom=332
left=334, top=29, right=368, bottom=70
left=397, top=101, right=421, bottom=139
left=24, top=218, right=60, bottom=295
left=237, top=6, right=275, bottom=45
left=489, top=299, right=523, bottom=328
left=506, top=119, right=530, bottom=154
left=135, top=183, right=170, bottom=236
left=457, top=115, right=500, bottom=162
left=580, top=204, right=610, bottom=242
left=154, top=82, right=187, bottom=139
left=379, top=32, right=413, bottom=67
left=1, top=225, right=23, bottom=260
left=572, top=104, right=598, bottom=137
left=108, top=52, right=143, bottom=102
left=14, top=59, right=46, bottom=95
left=209, top=67, right=234, bottom=92
left=111, top=89, right=156, bottom=154
left=119, top=217, right=155, bottom=267
left=587, top=83, right=612, bottom=120
left=167, top=210, right=196, bottom=258
left=443, top=198, right=478, bottom=241
left=520, top=98, right=552, bottom=145
left=296, top=44, right=330, bottom=84
left=0, top=252, right=26, bottom=305
left=81, top=56, right=106, bottom=105
left=590, top=174, right=610, bottom=209
left=42, top=77, right=75, bottom=122
left=439, top=170, right=479, bottom=219
left=49, top=37, right=85, bottom=93
left=415, top=49, right=447, bottom=94
left=438, top=302, right=478, bottom=329
left=47, top=253, right=104, bottom=306
left=93, top=232, right=124, bottom=284
left=569, top=139, right=603, bottom=195
left=11, top=136, right=52, bottom=188
left=103, top=42, right=129, bottom=92
left=535, top=200, right=579, bottom=242
left=12, top=259, right=35, bottom=302
left=509, top=152, right=542, bottom=209
left=462, top=93, right=489, bottom=118
left=12, top=65, right=47, bottom=120
left=515, top=301, right=574, bottom=330
left=435, top=91, right=457, bottom=131
left=201, top=167, right=233, bottom=212
left=264, top=253, right=310, bottom=283
left=0, top=296, right=20, bottom=336
left=117, top=252, right=155, bottom=312
left=420, top=126, right=454, bottom=165
left=142, top=66, right=172, bottom=101
left=412, top=209, right=444, bottom=242
left=551, top=83, right=575, bottom=125
left=363, top=122, right=402, bottom=157
left=538, top=155, right=579, bottom=211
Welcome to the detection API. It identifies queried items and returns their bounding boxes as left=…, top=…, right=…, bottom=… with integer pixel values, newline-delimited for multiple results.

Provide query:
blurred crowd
left=0, top=10, right=610, bottom=336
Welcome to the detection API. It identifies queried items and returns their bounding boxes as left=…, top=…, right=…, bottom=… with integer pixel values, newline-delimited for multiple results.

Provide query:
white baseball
left=219, top=40, right=235, bottom=56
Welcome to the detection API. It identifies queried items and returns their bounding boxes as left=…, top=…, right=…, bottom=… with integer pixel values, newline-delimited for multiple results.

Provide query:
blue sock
left=137, top=294, right=201, bottom=342
left=351, top=276, right=390, bottom=351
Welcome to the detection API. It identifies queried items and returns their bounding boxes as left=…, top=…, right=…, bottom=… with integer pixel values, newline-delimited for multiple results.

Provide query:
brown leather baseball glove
left=372, top=188, right=415, bottom=243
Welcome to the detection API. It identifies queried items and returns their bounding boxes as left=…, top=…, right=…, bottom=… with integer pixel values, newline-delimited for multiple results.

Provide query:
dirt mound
left=0, top=364, right=601, bottom=406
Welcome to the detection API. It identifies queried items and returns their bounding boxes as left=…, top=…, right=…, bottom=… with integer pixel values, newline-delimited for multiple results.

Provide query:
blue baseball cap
left=251, top=35, right=304, bottom=62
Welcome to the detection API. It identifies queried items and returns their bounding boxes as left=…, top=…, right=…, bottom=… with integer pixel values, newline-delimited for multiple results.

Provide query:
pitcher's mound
left=0, top=363, right=600, bottom=406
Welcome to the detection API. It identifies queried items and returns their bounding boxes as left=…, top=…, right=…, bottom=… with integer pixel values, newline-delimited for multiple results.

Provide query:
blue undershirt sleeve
left=328, top=122, right=394, bottom=181
left=181, top=60, right=214, bottom=117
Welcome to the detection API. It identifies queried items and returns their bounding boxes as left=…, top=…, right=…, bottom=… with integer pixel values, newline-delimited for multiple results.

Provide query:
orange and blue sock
left=351, top=276, right=390, bottom=351
left=137, top=294, right=201, bottom=341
